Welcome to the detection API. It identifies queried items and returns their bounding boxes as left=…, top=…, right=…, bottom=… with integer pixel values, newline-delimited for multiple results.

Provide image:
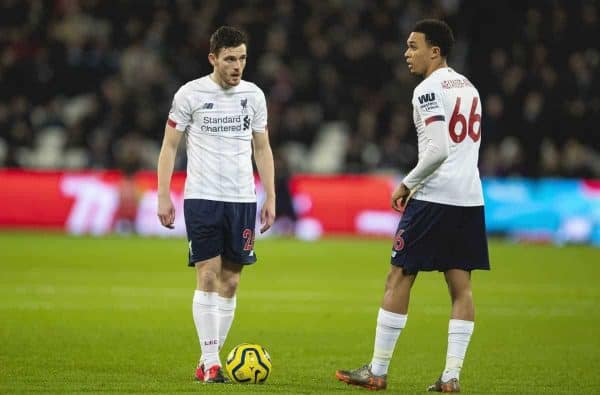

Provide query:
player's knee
left=385, top=267, right=411, bottom=292
left=198, top=270, right=219, bottom=290
left=450, top=287, right=473, bottom=303
left=220, top=274, right=240, bottom=295
left=384, top=271, right=396, bottom=291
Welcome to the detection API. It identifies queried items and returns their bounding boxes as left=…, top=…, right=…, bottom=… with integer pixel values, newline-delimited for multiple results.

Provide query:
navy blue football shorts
left=184, top=199, right=257, bottom=267
left=390, top=199, right=490, bottom=274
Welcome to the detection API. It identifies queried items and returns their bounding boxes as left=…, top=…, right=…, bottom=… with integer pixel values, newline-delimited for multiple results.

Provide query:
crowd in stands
left=1, top=0, right=598, bottom=178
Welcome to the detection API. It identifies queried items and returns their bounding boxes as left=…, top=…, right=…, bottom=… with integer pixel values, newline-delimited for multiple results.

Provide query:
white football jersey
left=410, top=67, right=484, bottom=206
left=168, top=76, right=267, bottom=202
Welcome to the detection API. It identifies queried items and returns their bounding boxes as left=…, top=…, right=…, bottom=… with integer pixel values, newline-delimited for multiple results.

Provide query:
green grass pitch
left=1, top=233, right=599, bottom=394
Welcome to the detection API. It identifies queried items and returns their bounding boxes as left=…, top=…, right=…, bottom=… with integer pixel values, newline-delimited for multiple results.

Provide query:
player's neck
left=209, top=72, right=232, bottom=90
left=424, top=60, right=448, bottom=79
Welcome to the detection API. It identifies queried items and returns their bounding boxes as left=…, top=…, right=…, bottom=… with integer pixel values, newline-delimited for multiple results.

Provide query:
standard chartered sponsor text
left=201, top=115, right=243, bottom=133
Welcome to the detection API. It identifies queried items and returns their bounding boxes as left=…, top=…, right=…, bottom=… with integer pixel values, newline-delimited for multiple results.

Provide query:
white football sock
left=441, top=319, right=474, bottom=381
left=370, top=308, right=408, bottom=376
left=217, top=295, right=236, bottom=351
left=192, top=291, right=220, bottom=369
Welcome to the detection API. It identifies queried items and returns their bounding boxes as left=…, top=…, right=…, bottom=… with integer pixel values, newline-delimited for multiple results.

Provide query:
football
left=225, top=343, right=272, bottom=384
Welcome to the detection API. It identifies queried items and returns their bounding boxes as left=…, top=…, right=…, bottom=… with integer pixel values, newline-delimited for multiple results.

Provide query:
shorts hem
left=188, top=252, right=222, bottom=267
left=223, top=254, right=257, bottom=265
left=390, top=260, right=491, bottom=274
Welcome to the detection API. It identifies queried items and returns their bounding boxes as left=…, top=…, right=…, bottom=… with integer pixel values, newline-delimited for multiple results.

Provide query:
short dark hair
left=413, top=19, right=454, bottom=57
left=210, top=26, right=248, bottom=55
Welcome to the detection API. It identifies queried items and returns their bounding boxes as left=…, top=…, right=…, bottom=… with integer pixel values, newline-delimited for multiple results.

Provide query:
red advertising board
left=0, top=169, right=399, bottom=237
left=290, top=174, right=400, bottom=238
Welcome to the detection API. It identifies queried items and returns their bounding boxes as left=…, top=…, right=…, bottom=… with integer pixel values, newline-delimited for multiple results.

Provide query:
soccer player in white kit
left=157, top=26, right=275, bottom=383
left=336, top=19, right=489, bottom=392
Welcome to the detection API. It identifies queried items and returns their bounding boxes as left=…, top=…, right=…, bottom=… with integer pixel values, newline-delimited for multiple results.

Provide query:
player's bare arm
left=157, top=124, right=182, bottom=229
left=252, top=130, right=276, bottom=233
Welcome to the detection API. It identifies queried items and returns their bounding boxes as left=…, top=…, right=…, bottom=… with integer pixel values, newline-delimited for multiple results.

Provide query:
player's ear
left=430, top=46, right=441, bottom=59
left=208, top=53, right=216, bottom=67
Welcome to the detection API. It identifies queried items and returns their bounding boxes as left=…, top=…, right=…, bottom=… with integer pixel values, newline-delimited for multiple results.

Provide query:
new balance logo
left=202, top=102, right=214, bottom=109
left=418, top=93, right=435, bottom=104
left=243, top=115, right=250, bottom=130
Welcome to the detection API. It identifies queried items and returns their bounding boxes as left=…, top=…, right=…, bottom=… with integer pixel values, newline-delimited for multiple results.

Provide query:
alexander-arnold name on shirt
left=441, top=78, right=473, bottom=89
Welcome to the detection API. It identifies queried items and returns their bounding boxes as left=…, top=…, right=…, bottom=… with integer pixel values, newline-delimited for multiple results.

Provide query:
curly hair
left=210, top=26, right=248, bottom=55
left=413, top=19, right=455, bottom=57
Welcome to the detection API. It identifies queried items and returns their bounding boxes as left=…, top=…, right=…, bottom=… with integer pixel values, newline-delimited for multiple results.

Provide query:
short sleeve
left=413, top=83, right=445, bottom=126
left=168, top=87, right=192, bottom=132
left=252, top=89, right=268, bottom=132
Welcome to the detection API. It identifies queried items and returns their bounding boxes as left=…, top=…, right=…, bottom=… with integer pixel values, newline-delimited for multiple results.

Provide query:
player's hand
left=260, top=196, right=276, bottom=234
left=391, top=183, right=411, bottom=213
left=157, top=195, right=175, bottom=229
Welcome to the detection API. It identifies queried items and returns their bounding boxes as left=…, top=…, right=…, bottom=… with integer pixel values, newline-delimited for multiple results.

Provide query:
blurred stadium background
left=0, top=0, right=599, bottom=243
left=1, top=0, right=599, bottom=393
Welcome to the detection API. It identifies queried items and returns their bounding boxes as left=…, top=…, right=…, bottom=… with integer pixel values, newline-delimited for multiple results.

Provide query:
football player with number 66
left=336, top=19, right=490, bottom=392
